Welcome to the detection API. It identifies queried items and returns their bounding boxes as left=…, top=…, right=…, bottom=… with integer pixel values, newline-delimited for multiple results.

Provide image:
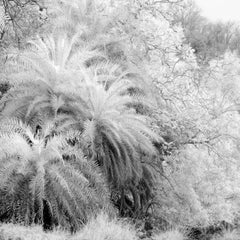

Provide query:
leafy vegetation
left=0, top=118, right=111, bottom=231
left=0, top=214, right=138, bottom=240
left=1, top=0, right=240, bottom=239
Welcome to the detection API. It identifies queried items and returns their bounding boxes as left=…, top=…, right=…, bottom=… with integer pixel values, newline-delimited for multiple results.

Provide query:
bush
left=0, top=224, right=67, bottom=240
left=72, top=213, right=138, bottom=240
left=212, top=229, right=240, bottom=240
left=153, top=229, right=186, bottom=240
left=0, top=214, right=138, bottom=240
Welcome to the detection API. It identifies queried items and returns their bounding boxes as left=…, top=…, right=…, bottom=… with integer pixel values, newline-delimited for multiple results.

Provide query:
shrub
left=72, top=213, right=138, bottom=240
left=212, top=229, right=240, bottom=240
left=153, top=229, right=186, bottom=240
left=0, top=119, right=111, bottom=232
left=0, top=223, right=67, bottom=240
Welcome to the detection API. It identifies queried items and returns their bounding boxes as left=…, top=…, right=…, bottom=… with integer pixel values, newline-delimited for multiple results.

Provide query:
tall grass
left=153, top=229, right=186, bottom=240
left=0, top=224, right=67, bottom=240
left=0, top=213, right=138, bottom=240
left=212, top=229, right=240, bottom=240
left=72, top=213, right=138, bottom=240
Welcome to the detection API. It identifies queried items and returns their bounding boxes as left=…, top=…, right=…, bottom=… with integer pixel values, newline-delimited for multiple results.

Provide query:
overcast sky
left=194, top=0, right=240, bottom=22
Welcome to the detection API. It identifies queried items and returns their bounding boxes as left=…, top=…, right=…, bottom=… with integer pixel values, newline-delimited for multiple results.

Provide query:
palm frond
left=80, top=78, right=159, bottom=188
left=0, top=119, right=112, bottom=231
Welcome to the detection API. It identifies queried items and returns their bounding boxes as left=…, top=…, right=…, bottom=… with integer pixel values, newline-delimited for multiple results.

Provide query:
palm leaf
left=0, top=119, right=111, bottom=231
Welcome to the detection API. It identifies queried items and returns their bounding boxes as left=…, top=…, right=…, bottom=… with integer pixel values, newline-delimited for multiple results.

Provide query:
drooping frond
left=0, top=77, right=89, bottom=134
left=80, top=77, right=159, bottom=187
left=5, top=33, right=104, bottom=89
left=0, top=7, right=6, bottom=34
left=0, top=119, right=112, bottom=231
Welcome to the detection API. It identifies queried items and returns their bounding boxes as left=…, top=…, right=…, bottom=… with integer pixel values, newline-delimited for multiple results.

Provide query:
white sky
left=194, top=0, right=240, bottom=22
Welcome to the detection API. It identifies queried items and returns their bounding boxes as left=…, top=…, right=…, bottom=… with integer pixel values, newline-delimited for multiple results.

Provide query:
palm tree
left=0, top=0, right=162, bottom=219
left=46, top=0, right=129, bottom=66
left=79, top=76, right=160, bottom=214
left=6, top=32, right=104, bottom=88
left=1, top=32, right=97, bottom=132
left=1, top=27, right=107, bottom=129
left=48, top=0, right=102, bottom=35
left=2, top=34, right=160, bottom=217
left=1, top=28, right=143, bottom=131
left=0, top=118, right=111, bottom=231
left=0, top=81, right=89, bottom=137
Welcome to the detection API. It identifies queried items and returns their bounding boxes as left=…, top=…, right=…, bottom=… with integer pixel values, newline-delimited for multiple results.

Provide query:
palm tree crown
left=0, top=119, right=111, bottom=231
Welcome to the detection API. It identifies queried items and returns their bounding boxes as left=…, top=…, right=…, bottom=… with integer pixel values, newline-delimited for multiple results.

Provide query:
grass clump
left=0, top=213, right=138, bottom=240
left=72, top=213, right=138, bottom=240
left=153, top=229, right=186, bottom=240
left=212, top=229, right=240, bottom=240
left=0, top=224, right=68, bottom=240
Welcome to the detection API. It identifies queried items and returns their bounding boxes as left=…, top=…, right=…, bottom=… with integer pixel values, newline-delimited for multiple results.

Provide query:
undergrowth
left=0, top=213, right=138, bottom=240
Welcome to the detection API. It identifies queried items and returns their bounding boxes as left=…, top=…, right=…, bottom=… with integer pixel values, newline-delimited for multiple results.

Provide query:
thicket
left=1, top=0, right=240, bottom=239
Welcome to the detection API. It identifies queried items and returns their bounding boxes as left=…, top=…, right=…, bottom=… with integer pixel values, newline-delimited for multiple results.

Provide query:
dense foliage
left=1, top=0, right=240, bottom=238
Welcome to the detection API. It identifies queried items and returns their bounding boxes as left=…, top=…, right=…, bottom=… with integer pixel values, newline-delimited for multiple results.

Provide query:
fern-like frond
left=0, top=7, right=5, bottom=34
left=80, top=78, right=159, bottom=189
left=0, top=119, right=112, bottom=231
